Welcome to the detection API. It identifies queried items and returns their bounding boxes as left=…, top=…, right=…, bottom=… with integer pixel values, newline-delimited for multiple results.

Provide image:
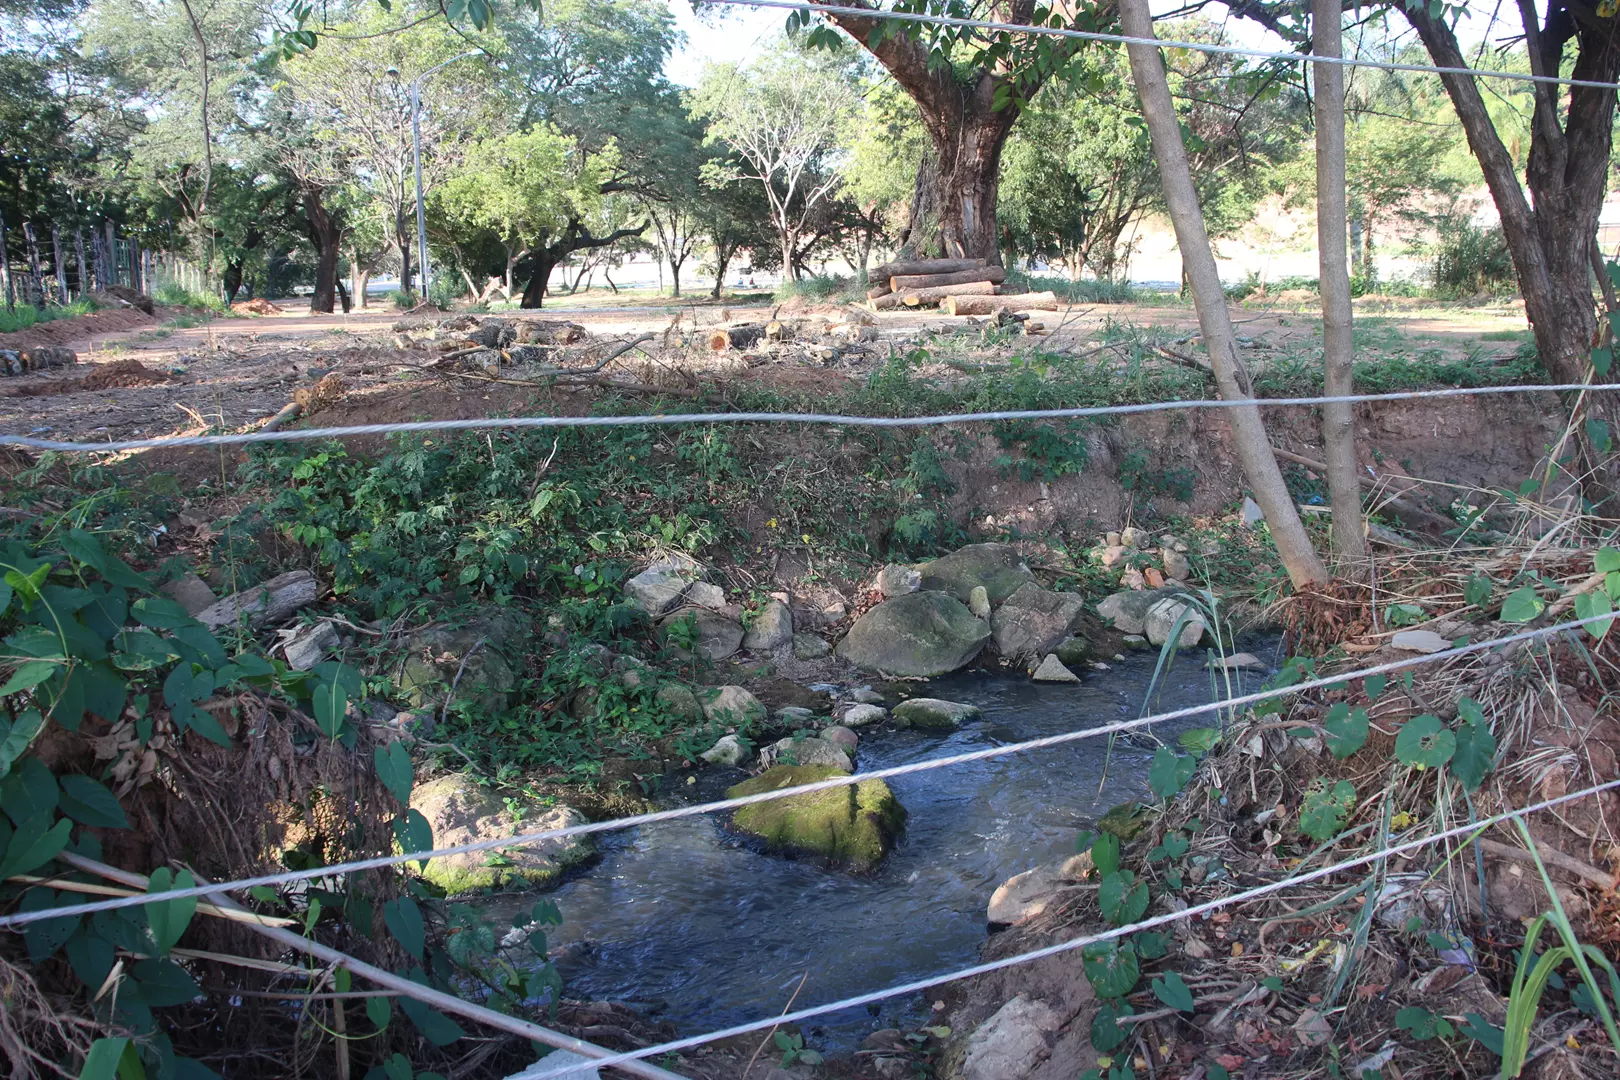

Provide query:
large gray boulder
left=742, top=599, right=793, bottom=651
left=659, top=606, right=744, bottom=661
left=1096, top=587, right=1186, bottom=636
left=1145, top=596, right=1207, bottom=648
left=917, top=544, right=1034, bottom=607
left=700, top=685, right=767, bottom=726
left=409, top=775, right=591, bottom=895
left=990, top=583, right=1086, bottom=662
left=836, top=592, right=990, bottom=677
left=760, top=735, right=853, bottom=771
left=623, top=554, right=702, bottom=617
left=957, top=995, right=1065, bottom=1080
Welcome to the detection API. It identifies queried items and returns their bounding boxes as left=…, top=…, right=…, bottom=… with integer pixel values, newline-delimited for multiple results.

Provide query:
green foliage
left=0, top=297, right=100, bottom=335
left=1394, top=714, right=1455, bottom=770
left=1323, top=703, right=1370, bottom=759
left=1299, top=779, right=1357, bottom=841
left=1082, top=938, right=1140, bottom=999
left=1152, top=971, right=1195, bottom=1013
left=774, top=1031, right=823, bottom=1068
left=152, top=283, right=225, bottom=311
left=1395, top=1006, right=1455, bottom=1041
left=1098, top=870, right=1148, bottom=927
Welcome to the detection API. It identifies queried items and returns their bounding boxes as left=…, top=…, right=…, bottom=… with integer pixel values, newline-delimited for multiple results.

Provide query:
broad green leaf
left=1456, top=697, right=1486, bottom=726
left=1364, top=673, right=1387, bottom=700
left=1098, top=871, right=1148, bottom=927
left=373, top=742, right=414, bottom=805
left=1090, top=998, right=1133, bottom=1052
left=1395, top=714, right=1456, bottom=770
left=1134, top=931, right=1168, bottom=959
left=129, top=957, right=201, bottom=1005
left=1, top=756, right=59, bottom=825
left=1148, top=747, right=1195, bottom=800
left=383, top=897, right=426, bottom=959
left=0, top=659, right=61, bottom=698
left=1499, top=586, right=1544, bottom=623
left=19, top=887, right=81, bottom=962
left=131, top=597, right=197, bottom=631
left=366, top=995, right=392, bottom=1032
left=1575, top=590, right=1614, bottom=641
left=58, top=775, right=129, bottom=829
left=399, top=993, right=464, bottom=1047
left=1299, top=780, right=1356, bottom=842
left=1081, top=939, right=1139, bottom=998
left=1396, top=1005, right=1443, bottom=1040
left=0, top=816, right=72, bottom=878
left=1091, top=832, right=1121, bottom=878
left=394, top=809, right=433, bottom=869
left=312, top=678, right=348, bottom=740
left=1462, top=1012, right=1505, bottom=1055
left=1596, top=548, right=1620, bottom=575
left=1153, top=971, right=1196, bottom=1013
left=0, top=709, right=46, bottom=779
left=145, top=868, right=199, bottom=954
left=1323, top=703, right=1369, bottom=760
left=1463, top=573, right=1493, bottom=608
left=1451, top=719, right=1497, bottom=791
left=1178, top=727, right=1220, bottom=754
left=78, top=1038, right=131, bottom=1080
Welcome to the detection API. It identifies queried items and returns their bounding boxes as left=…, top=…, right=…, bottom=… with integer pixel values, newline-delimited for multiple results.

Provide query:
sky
left=661, top=1, right=1530, bottom=88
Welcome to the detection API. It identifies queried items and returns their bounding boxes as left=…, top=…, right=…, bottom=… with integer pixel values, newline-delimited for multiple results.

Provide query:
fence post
left=74, top=228, right=89, bottom=298
left=22, top=222, right=45, bottom=306
left=104, top=221, right=117, bottom=286
left=50, top=226, right=69, bottom=304
left=0, top=208, right=12, bottom=310
left=92, top=227, right=106, bottom=291
left=141, top=249, right=153, bottom=295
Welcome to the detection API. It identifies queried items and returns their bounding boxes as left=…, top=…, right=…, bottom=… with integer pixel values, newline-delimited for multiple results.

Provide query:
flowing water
left=488, top=638, right=1280, bottom=1050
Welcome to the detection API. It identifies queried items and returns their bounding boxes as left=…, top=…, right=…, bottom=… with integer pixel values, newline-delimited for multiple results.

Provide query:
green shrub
left=774, top=274, right=863, bottom=304
left=1429, top=205, right=1517, bottom=297
left=0, top=296, right=100, bottom=334
left=153, top=282, right=225, bottom=311
left=386, top=288, right=418, bottom=309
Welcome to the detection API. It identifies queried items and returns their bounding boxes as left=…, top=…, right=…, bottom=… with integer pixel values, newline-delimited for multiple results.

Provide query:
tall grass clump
left=0, top=295, right=100, bottom=334
left=153, top=282, right=226, bottom=311
left=774, top=274, right=864, bottom=304
left=1004, top=268, right=1139, bottom=304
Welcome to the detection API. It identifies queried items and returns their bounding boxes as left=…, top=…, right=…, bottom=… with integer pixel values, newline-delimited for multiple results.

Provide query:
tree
left=841, top=79, right=928, bottom=278
left=278, top=11, right=494, bottom=297
left=691, top=172, right=774, bottom=299
left=435, top=124, right=627, bottom=308
left=802, top=0, right=1108, bottom=266
left=1120, top=0, right=1327, bottom=588
left=687, top=41, right=859, bottom=280
left=1313, top=0, right=1366, bottom=566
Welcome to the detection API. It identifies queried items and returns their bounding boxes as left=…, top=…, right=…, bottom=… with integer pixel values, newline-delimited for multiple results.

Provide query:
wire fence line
left=3, top=612, right=1609, bottom=931
left=700, top=0, right=1620, bottom=91
left=515, top=776, right=1620, bottom=1079
left=1, top=383, right=1606, bottom=453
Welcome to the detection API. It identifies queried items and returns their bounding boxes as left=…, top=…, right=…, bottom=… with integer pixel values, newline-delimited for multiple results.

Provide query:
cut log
left=944, top=292, right=1060, bottom=316
left=764, top=320, right=791, bottom=342
left=196, top=570, right=319, bottom=632
left=869, top=293, right=901, bottom=311
left=706, top=323, right=766, bottom=351
left=889, top=267, right=1006, bottom=292
left=899, top=281, right=998, bottom=307
left=865, top=283, right=892, bottom=299
left=868, top=257, right=986, bottom=280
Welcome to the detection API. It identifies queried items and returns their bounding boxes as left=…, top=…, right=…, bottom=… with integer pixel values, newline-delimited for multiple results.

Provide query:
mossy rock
left=917, top=543, right=1035, bottom=607
left=727, top=764, right=905, bottom=871
left=395, top=609, right=528, bottom=711
left=1097, top=801, right=1150, bottom=841
left=408, top=775, right=593, bottom=895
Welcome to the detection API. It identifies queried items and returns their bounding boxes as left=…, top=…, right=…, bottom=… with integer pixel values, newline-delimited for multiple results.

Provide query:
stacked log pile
left=865, top=258, right=1062, bottom=315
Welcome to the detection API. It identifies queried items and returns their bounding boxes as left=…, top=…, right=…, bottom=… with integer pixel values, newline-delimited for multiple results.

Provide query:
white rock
left=701, top=685, right=766, bottom=725
left=986, top=854, right=1093, bottom=924
left=622, top=557, right=700, bottom=616
left=820, top=725, right=858, bottom=751
left=506, top=1049, right=600, bottom=1080
left=851, top=686, right=885, bottom=704
left=841, top=703, right=888, bottom=727
left=1241, top=496, right=1265, bottom=526
left=1162, top=548, right=1191, bottom=581
left=760, top=735, right=852, bottom=771
left=1104, top=531, right=1122, bottom=547
left=1100, top=544, right=1129, bottom=568
left=1031, top=654, right=1080, bottom=683
left=776, top=705, right=817, bottom=724
left=700, top=734, right=748, bottom=766
left=283, top=620, right=340, bottom=671
left=958, top=995, right=1063, bottom=1080
left=1391, top=629, right=1451, bottom=653
left=1120, top=526, right=1149, bottom=549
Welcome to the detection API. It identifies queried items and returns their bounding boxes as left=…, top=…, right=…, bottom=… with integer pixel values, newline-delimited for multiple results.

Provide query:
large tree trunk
left=519, top=219, right=647, bottom=309
left=1313, top=0, right=1366, bottom=567
left=301, top=185, right=341, bottom=315
left=823, top=1, right=1058, bottom=265
left=1404, top=3, right=1617, bottom=411
left=1121, top=0, right=1327, bottom=588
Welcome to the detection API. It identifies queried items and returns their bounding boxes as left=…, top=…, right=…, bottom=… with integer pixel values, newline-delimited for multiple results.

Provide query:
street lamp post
left=409, top=52, right=479, bottom=300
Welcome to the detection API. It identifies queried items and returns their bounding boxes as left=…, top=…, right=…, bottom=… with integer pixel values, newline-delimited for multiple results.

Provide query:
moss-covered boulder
left=836, top=592, right=990, bottom=677
left=892, top=697, right=982, bottom=729
left=917, top=544, right=1034, bottom=607
left=408, top=775, right=592, bottom=895
left=727, top=765, right=905, bottom=871
left=396, top=608, right=528, bottom=712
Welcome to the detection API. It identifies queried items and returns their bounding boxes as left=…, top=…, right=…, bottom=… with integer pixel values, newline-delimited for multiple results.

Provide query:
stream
left=486, top=638, right=1281, bottom=1051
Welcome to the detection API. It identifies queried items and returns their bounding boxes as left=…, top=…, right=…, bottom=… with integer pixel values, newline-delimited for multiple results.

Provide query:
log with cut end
left=889, top=267, right=1006, bottom=292
left=706, top=323, right=766, bottom=350
left=899, top=281, right=997, bottom=307
left=868, top=257, right=987, bottom=280
left=865, top=283, right=892, bottom=299
left=764, top=320, right=791, bottom=342
left=943, top=291, right=1060, bottom=316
